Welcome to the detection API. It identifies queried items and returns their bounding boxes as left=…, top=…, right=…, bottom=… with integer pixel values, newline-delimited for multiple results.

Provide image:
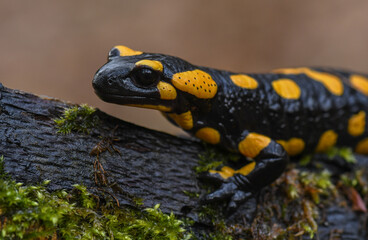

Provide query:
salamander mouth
left=94, top=89, right=170, bottom=107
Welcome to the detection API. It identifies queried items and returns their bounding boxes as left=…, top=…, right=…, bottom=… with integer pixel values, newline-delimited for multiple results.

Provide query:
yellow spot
left=157, top=81, right=177, bottom=100
left=114, top=45, right=142, bottom=56
left=273, top=67, right=343, bottom=96
left=277, top=138, right=305, bottom=156
left=356, top=138, right=368, bottom=154
left=272, top=68, right=308, bottom=75
left=230, top=74, right=258, bottom=89
left=315, top=130, right=338, bottom=152
left=209, top=166, right=234, bottom=179
left=348, top=111, right=366, bottom=136
left=135, top=60, right=163, bottom=72
left=272, top=79, right=301, bottom=99
left=172, top=69, right=217, bottom=99
left=237, top=161, right=256, bottom=176
left=195, top=127, right=220, bottom=144
left=209, top=162, right=256, bottom=179
left=167, top=111, right=193, bottom=130
left=350, top=74, right=368, bottom=96
left=306, top=70, right=343, bottom=95
left=238, top=133, right=271, bottom=158
left=127, top=104, right=171, bottom=112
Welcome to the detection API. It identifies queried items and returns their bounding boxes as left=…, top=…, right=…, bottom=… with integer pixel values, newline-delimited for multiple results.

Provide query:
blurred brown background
left=1, top=0, right=368, bottom=135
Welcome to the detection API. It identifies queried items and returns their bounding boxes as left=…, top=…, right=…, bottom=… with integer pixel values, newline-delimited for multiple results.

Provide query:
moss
left=132, top=196, right=144, bottom=206
left=339, top=169, right=368, bottom=212
left=191, top=146, right=242, bottom=239
left=195, top=148, right=224, bottom=174
left=206, top=229, right=233, bottom=240
left=326, top=147, right=357, bottom=163
left=340, top=169, right=368, bottom=195
left=195, top=204, right=235, bottom=240
left=2, top=129, right=362, bottom=239
left=194, top=144, right=343, bottom=239
left=0, top=156, right=10, bottom=180
left=54, top=104, right=99, bottom=134
left=299, top=154, right=312, bottom=166
left=252, top=168, right=339, bottom=239
left=193, top=146, right=329, bottom=239
left=0, top=180, right=191, bottom=240
left=134, top=204, right=191, bottom=240
left=195, top=145, right=239, bottom=174
left=284, top=170, right=333, bottom=235
left=182, top=190, right=200, bottom=198
left=299, top=170, right=336, bottom=204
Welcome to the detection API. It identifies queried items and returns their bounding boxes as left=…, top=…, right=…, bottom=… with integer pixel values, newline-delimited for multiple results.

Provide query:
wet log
left=0, top=83, right=367, bottom=239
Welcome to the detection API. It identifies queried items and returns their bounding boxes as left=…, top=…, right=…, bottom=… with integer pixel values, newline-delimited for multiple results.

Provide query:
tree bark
left=0, top=83, right=367, bottom=239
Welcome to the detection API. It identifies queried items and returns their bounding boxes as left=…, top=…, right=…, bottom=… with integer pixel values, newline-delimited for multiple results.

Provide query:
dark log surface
left=0, top=83, right=203, bottom=215
left=0, top=83, right=367, bottom=239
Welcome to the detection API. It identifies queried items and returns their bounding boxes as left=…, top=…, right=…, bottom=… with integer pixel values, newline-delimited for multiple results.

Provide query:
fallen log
left=0, top=83, right=367, bottom=239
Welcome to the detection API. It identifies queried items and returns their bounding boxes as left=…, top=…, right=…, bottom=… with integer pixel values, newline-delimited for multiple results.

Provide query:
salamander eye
left=131, top=67, right=160, bottom=87
left=108, top=48, right=120, bottom=58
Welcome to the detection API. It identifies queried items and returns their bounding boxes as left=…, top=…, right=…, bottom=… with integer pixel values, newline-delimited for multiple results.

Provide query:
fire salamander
left=93, top=45, right=368, bottom=211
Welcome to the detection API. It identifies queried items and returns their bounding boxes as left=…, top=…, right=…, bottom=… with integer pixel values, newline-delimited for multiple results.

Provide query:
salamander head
left=93, top=45, right=219, bottom=114
left=93, top=45, right=194, bottom=113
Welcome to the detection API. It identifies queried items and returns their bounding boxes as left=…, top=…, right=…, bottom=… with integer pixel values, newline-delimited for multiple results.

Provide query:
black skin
left=93, top=48, right=368, bottom=211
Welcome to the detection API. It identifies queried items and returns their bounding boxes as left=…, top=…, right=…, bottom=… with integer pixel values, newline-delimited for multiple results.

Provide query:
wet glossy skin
left=93, top=45, right=368, bottom=211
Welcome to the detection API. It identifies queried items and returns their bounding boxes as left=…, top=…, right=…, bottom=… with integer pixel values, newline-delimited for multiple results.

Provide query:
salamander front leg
left=204, top=134, right=289, bottom=212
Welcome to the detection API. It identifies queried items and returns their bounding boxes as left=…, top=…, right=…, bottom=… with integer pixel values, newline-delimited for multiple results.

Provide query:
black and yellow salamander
left=93, top=45, right=368, bottom=210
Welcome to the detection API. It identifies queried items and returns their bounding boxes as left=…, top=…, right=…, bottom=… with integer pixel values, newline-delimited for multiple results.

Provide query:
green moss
left=132, top=196, right=144, bottom=206
left=300, top=170, right=335, bottom=204
left=340, top=169, right=368, bottom=196
left=0, top=156, right=10, bottom=180
left=194, top=146, right=337, bottom=239
left=0, top=180, right=191, bottom=240
left=193, top=142, right=358, bottom=239
left=197, top=204, right=219, bottom=221
left=195, top=204, right=240, bottom=239
left=194, top=168, right=336, bottom=239
left=195, top=148, right=223, bottom=174
left=54, top=104, right=99, bottom=134
left=133, top=204, right=191, bottom=240
left=326, top=147, right=356, bottom=163
left=192, top=146, right=242, bottom=239
left=195, top=145, right=239, bottom=174
left=182, top=190, right=200, bottom=198
left=263, top=168, right=337, bottom=239
left=299, top=154, right=312, bottom=166
left=206, top=228, right=233, bottom=240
